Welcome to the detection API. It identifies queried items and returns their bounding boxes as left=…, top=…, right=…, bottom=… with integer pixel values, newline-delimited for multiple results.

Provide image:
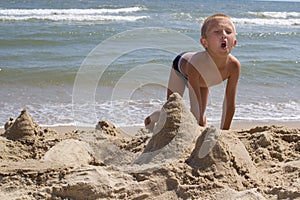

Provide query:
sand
left=0, top=93, right=299, bottom=200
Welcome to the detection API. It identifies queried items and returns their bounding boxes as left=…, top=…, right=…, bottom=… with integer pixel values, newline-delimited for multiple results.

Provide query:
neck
left=206, top=50, right=229, bottom=69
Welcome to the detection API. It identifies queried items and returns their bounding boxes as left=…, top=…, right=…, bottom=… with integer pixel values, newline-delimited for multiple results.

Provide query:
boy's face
left=201, top=17, right=237, bottom=56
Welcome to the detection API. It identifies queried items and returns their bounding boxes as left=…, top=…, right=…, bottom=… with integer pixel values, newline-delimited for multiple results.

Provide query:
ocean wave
left=1, top=99, right=299, bottom=127
left=186, top=13, right=299, bottom=26
left=241, top=11, right=300, bottom=26
left=0, top=7, right=145, bottom=15
left=0, top=7, right=148, bottom=22
left=248, top=11, right=300, bottom=19
left=232, top=17, right=300, bottom=26
left=0, top=15, right=148, bottom=22
left=238, top=31, right=299, bottom=37
left=235, top=101, right=300, bottom=122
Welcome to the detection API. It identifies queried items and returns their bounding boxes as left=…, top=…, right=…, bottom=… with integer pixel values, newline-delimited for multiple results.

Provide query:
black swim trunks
left=172, top=52, right=188, bottom=83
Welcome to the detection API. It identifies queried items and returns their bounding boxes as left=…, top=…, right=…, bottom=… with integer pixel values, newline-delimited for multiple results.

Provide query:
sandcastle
left=133, top=93, right=200, bottom=166
left=3, top=108, right=43, bottom=143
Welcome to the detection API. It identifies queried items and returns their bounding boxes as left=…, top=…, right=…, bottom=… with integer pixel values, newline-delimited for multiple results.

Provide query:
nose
left=221, top=30, right=227, bottom=39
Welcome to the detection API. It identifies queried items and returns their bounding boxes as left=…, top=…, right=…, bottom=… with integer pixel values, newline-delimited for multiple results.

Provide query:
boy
left=145, top=14, right=240, bottom=130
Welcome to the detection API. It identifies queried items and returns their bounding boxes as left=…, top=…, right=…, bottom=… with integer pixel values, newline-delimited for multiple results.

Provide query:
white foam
left=248, top=11, right=300, bottom=19
left=2, top=99, right=299, bottom=128
left=232, top=17, right=300, bottom=26
left=0, top=15, right=148, bottom=22
left=231, top=11, right=300, bottom=26
left=234, top=101, right=300, bottom=122
left=0, top=7, right=145, bottom=15
left=0, top=7, right=149, bottom=22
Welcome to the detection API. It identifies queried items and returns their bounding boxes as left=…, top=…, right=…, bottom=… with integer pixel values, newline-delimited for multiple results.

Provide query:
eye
left=226, top=30, right=232, bottom=34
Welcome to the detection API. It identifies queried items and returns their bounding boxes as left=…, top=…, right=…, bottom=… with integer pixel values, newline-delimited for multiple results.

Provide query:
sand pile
left=0, top=94, right=300, bottom=199
left=0, top=109, right=66, bottom=161
left=42, top=139, right=95, bottom=166
left=96, top=120, right=122, bottom=136
left=4, top=109, right=43, bottom=143
left=186, top=126, right=258, bottom=190
left=133, top=93, right=200, bottom=167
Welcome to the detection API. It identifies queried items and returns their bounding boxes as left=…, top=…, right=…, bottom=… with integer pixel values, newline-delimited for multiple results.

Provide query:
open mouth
left=221, top=41, right=227, bottom=49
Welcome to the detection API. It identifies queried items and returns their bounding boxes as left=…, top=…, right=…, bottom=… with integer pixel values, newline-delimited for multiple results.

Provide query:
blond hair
left=201, top=14, right=236, bottom=38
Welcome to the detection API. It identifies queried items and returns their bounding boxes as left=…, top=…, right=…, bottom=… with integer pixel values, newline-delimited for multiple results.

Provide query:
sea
left=1, top=0, right=299, bottom=128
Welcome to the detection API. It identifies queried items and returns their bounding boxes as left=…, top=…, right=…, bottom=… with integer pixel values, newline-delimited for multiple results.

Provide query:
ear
left=233, top=39, right=237, bottom=47
left=200, top=38, right=208, bottom=48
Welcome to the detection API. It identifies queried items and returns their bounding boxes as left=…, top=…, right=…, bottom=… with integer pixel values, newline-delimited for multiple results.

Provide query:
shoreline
left=1, top=120, right=298, bottom=136
left=25, top=120, right=300, bottom=134
left=230, top=120, right=300, bottom=130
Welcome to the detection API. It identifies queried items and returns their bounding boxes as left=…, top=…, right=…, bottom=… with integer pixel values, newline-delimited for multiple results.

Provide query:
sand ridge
left=0, top=94, right=300, bottom=199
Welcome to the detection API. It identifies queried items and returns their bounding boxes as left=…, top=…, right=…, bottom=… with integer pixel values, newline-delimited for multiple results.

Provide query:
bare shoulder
left=228, top=54, right=241, bottom=75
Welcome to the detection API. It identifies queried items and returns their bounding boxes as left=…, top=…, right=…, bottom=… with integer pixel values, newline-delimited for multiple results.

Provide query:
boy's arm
left=221, top=60, right=241, bottom=130
left=199, top=87, right=209, bottom=126
left=188, top=63, right=209, bottom=126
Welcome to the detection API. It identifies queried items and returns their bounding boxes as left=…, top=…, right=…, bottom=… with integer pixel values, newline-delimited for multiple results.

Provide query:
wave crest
left=0, top=7, right=149, bottom=22
left=248, top=11, right=300, bottom=19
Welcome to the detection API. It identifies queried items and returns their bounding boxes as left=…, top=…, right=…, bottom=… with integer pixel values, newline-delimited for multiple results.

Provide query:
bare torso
left=180, top=51, right=236, bottom=87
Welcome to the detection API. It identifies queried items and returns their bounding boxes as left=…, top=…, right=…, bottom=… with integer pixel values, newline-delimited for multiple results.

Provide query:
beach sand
left=1, top=93, right=299, bottom=200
